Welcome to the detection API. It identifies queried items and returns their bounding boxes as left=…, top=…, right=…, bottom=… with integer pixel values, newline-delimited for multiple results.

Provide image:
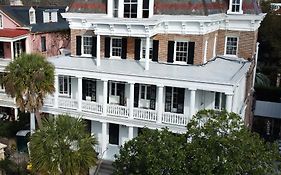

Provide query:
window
left=109, top=123, right=119, bottom=145
left=141, top=39, right=153, bottom=59
left=113, top=0, right=119, bottom=17
left=140, top=85, right=151, bottom=100
left=225, top=37, right=238, bottom=56
left=124, top=0, right=138, bottom=18
left=29, top=8, right=36, bottom=24
left=0, top=14, right=3, bottom=28
left=111, top=38, right=122, bottom=57
left=14, top=41, right=22, bottom=58
left=82, top=79, right=96, bottom=101
left=175, top=41, right=188, bottom=62
left=43, top=10, right=58, bottom=23
left=142, top=0, right=149, bottom=18
left=165, top=87, right=184, bottom=114
left=231, top=0, right=241, bottom=12
left=214, top=92, right=226, bottom=110
left=82, top=36, right=93, bottom=55
left=41, top=36, right=46, bottom=52
left=59, top=76, right=71, bottom=96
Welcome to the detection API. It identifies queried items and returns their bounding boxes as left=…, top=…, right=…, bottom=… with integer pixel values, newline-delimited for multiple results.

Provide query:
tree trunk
left=30, top=112, right=36, bottom=134
left=35, top=110, right=43, bottom=129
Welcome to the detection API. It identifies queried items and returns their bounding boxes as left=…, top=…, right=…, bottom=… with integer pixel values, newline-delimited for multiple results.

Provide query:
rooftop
left=48, top=56, right=251, bottom=86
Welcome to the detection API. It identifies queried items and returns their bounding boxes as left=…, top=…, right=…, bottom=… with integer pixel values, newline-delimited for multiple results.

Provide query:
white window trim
left=140, top=39, right=153, bottom=61
left=0, top=14, right=3, bottom=29
left=139, top=84, right=151, bottom=100
left=224, top=36, right=239, bottom=57
left=110, top=37, right=122, bottom=59
left=29, top=7, right=36, bottom=24
left=227, top=0, right=243, bottom=14
left=173, top=41, right=189, bottom=64
left=81, top=35, right=93, bottom=57
left=58, top=75, right=71, bottom=97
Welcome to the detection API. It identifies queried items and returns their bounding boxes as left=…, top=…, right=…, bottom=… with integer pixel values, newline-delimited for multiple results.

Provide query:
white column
left=118, top=0, right=124, bottom=17
left=101, top=122, right=108, bottom=158
left=10, top=42, right=14, bottom=60
left=213, top=34, right=217, bottom=58
left=14, top=108, right=18, bottom=121
left=54, top=74, right=59, bottom=108
left=96, top=34, right=101, bottom=67
left=157, top=85, right=164, bottom=124
left=107, top=0, right=113, bottom=17
left=145, top=37, right=150, bottom=70
left=30, top=112, right=35, bottom=134
left=226, top=93, right=234, bottom=112
left=128, top=126, right=134, bottom=140
left=102, top=80, right=108, bottom=116
left=77, top=76, right=82, bottom=111
left=189, top=88, right=196, bottom=118
left=129, top=82, right=134, bottom=119
left=203, top=39, right=208, bottom=63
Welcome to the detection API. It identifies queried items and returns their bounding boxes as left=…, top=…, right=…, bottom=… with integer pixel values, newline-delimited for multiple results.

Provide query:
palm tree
left=30, top=115, right=97, bottom=175
left=2, top=53, right=55, bottom=132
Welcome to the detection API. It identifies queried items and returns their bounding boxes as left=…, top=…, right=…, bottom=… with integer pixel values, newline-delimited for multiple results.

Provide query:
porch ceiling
left=48, top=55, right=251, bottom=86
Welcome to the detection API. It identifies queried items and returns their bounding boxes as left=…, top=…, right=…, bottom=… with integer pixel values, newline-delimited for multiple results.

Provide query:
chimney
left=10, top=0, right=23, bottom=6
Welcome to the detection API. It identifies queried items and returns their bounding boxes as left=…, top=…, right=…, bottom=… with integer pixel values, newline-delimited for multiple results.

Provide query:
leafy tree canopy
left=30, top=115, right=97, bottom=175
left=114, top=110, right=279, bottom=175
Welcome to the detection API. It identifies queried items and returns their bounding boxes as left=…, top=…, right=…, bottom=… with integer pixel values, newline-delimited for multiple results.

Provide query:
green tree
left=2, top=53, right=55, bottom=130
left=30, top=115, right=97, bottom=175
left=185, top=110, right=279, bottom=175
left=113, top=128, right=187, bottom=175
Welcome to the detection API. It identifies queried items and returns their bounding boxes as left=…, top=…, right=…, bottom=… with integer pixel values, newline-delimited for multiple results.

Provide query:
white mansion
left=0, top=0, right=265, bottom=160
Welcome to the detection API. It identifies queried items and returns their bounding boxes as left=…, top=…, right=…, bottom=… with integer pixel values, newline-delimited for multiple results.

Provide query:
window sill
left=223, top=54, right=238, bottom=58
left=173, top=61, right=188, bottom=65
left=110, top=56, right=122, bottom=59
left=226, top=10, right=243, bottom=15
left=81, top=54, right=93, bottom=57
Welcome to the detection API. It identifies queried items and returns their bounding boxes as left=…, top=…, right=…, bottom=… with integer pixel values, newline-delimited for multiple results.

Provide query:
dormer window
left=227, top=0, right=243, bottom=14
left=43, top=9, right=58, bottom=23
left=29, top=7, right=36, bottom=24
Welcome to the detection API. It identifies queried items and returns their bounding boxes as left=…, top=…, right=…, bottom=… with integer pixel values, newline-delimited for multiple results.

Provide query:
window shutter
left=92, top=36, right=97, bottom=57
left=21, top=39, right=26, bottom=53
left=104, top=37, right=110, bottom=58
left=51, top=12, right=58, bottom=22
left=134, top=38, right=141, bottom=60
left=134, top=83, right=139, bottom=107
left=43, top=11, right=49, bottom=23
left=150, top=85, right=156, bottom=110
left=76, top=36, right=81, bottom=56
left=188, top=42, right=195, bottom=64
left=167, top=41, right=174, bottom=63
left=152, top=40, right=159, bottom=62
left=121, top=38, right=127, bottom=59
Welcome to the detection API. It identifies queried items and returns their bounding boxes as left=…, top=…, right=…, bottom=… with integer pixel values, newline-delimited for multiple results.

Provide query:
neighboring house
left=0, top=5, right=70, bottom=119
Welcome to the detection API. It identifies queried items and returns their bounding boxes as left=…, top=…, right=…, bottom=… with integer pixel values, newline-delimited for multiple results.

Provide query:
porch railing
left=82, top=100, right=103, bottom=114
left=133, top=108, right=157, bottom=122
left=107, top=104, right=129, bottom=118
left=58, top=98, right=78, bottom=109
left=162, top=112, right=187, bottom=126
left=44, top=97, right=55, bottom=107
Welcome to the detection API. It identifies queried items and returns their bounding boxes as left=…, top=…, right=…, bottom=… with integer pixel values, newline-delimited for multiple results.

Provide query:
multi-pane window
left=113, top=0, right=119, bottom=17
left=29, top=10, right=35, bottom=24
left=214, top=92, right=226, bottom=110
left=111, top=38, right=122, bottom=57
left=225, top=37, right=238, bottom=55
left=124, top=0, right=138, bottom=18
left=83, top=36, right=92, bottom=55
left=175, top=41, right=188, bottom=62
left=165, top=87, right=184, bottom=114
left=59, top=76, right=71, bottom=95
left=142, top=0, right=149, bottom=18
left=41, top=36, right=46, bottom=52
left=141, top=39, right=153, bottom=59
left=82, top=79, right=96, bottom=101
left=140, top=85, right=151, bottom=100
left=231, top=0, right=241, bottom=12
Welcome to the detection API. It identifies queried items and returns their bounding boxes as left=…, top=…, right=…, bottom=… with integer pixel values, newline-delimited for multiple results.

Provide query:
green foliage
left=114, top=110, right=280, bottom=175
left=2, top=53, right=55, bottom=113
left=0, top=159, right=28, bottom=175
left=30, top=115, right=97, bottom=175
left=113, top=128, right=187, bottom=175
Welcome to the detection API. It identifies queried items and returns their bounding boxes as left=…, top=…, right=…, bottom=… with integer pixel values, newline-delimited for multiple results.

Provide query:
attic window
left=29, top=7, right=36, bottom=24
left=227, top=0, right=243, bottom=14
left=43, top=10, right=58, bottom=23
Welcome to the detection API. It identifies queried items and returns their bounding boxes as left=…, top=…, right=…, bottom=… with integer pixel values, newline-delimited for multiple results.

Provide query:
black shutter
left=134, top=38, right=141, bottom=60
left=104, top=37, right=110, bottom=58
left=121, top=38, right=127, bottom=59
left=76, top=36, right=81, bottom=56
left=82, top=79, right=86, bottom=100
left=118, top=83, right=125, bottom=105
left=21, top=39, right=26, bottom=53
left=177, top=88, right=185, bottom=114
left=150, top=85, right=156, bottom=110
left=152, top=40, right=159, bottom=62
left=188, top=42, right=195, bottom=64
left=91, top=36, right=97, bottom=57
left=134, top=83, right=139, bottom=107
left=167, top=41, right=174, bottom=63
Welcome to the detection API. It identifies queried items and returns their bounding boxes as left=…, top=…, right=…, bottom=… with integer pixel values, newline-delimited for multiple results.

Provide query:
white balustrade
left=58, top=97, right=78, bottom=109
left=133, top=108, right=157, bottom=122
left=162, top=112, right=187, bottom=126
left=95, top=145, right=103, bottom=158
left=107, top=104, right=129, bottom=118
left=82, top=100, right=103, bottom=114
left=44, top=97, right=55, bottom=107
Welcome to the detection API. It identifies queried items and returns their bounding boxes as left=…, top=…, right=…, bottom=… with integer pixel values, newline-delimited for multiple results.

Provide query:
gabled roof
left=0, top=5, right=69, bottom=33
left=68, top=0, right=261, bottom=15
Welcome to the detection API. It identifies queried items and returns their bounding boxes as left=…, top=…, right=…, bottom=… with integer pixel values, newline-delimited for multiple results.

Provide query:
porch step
left=97, top=160, right=114, bottom=175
